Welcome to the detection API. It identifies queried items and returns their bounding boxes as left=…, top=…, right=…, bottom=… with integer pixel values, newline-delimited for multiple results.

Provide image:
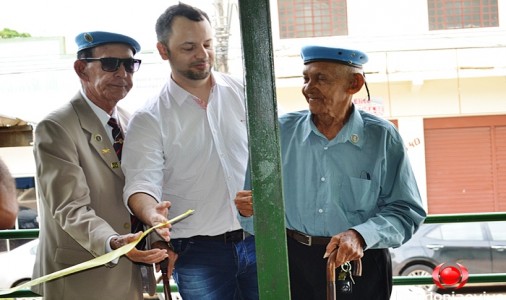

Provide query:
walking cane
left=326, top=249, right=363, bottom=300
left=151, top=240, right=174, bottom=300
left=326, top=249, right=338, bottom=300
left=159, top=257, right=173, bottom=300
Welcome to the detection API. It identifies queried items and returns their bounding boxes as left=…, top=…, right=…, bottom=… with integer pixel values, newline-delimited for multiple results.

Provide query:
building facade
left=1, top=0, right=506, bottom=214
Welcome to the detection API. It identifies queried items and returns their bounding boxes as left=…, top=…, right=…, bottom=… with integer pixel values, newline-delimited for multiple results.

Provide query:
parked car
left=390, top=221, right=506, bottom=292
left=0, top=238, right=38, bottom=289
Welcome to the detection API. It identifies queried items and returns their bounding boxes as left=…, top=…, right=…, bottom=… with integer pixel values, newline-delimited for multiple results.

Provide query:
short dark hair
left=155, top=2, right=211, bottom=44
left=76, top=48, right=94, bottom=59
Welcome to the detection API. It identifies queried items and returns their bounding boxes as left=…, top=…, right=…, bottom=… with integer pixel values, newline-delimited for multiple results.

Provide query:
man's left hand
left=110, top=232, right=168, bottom=264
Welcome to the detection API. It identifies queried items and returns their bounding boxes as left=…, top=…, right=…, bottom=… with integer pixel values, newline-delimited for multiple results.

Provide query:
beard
left=182, top=68, right=211, bottom=80
left=165, top=48, right=214, bottom=80
left=181, top=61, right=213, bottom=80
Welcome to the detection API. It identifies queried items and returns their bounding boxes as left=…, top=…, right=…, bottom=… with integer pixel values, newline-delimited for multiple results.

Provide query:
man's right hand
left=128, top=193, right=172, bottom=241
left=151, top=201, right=172, bottom=241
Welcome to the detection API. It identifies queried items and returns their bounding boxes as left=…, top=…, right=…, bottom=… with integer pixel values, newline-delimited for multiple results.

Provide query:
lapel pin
left=351, top=134, right=359, bottom=144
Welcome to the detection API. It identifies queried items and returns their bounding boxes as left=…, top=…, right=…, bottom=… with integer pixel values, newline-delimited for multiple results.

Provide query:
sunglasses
left=79, top=57, right=142, bottom=73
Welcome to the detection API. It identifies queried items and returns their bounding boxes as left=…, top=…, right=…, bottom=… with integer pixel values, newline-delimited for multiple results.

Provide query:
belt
left=192, top=229, right=251, bottom=243
left=286, top=229, right=331, bottom=246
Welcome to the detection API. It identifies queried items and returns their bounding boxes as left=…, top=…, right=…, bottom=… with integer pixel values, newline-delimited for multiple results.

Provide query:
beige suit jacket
left=31, top=93, right=153, bottom=300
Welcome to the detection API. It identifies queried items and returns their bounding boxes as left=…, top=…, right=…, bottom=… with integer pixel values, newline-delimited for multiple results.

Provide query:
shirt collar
left=304, top=105, right=366, bottom=148
left=80, top=89, right=117, bottom=126
left=168, top=72, right=219, bottom=106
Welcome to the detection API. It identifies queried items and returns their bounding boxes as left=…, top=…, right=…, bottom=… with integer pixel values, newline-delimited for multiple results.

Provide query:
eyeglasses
left=79, top=57, right=142, bottom=73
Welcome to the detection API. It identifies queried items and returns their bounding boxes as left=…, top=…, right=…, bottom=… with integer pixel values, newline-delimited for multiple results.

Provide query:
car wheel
left=11, top=278, right=31, bottom=288
left=401, top=264, right=437, bottom=293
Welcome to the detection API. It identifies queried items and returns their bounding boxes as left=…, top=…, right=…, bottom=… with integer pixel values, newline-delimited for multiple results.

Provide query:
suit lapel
left=70, top=95, right=125, bottom=179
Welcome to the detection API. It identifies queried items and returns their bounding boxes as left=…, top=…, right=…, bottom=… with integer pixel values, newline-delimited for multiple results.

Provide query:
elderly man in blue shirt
left=235, top=45, right=426, bottom=300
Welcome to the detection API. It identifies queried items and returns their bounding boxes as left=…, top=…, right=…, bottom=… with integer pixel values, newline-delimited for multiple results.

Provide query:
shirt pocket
left=342, top=176, right=378, bottom=216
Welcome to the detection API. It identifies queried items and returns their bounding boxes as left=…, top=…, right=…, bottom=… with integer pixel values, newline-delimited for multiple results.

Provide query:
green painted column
left=237, top=0, right=291, bottom=299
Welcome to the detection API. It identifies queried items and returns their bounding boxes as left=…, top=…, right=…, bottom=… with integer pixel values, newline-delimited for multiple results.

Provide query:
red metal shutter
left=424, top=115, right=506, bottom=214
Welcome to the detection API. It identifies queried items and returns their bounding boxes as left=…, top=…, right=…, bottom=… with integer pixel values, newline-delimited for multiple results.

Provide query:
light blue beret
left=301, top=45, right=368, bottom=68
left=75, top=31, right=141, bottom=54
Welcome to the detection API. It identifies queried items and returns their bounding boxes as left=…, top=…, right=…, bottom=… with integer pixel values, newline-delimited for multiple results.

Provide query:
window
left=427, top=0, right=499, bottom=30
left=426, top=223, right=485, bottom=240
left=488, top=221, right=506, bottom=241
left=277, top=0, right=348, bottom=39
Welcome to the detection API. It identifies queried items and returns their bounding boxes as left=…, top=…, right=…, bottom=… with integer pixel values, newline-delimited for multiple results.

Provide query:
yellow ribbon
left=0, top=209, right=195, bottom=295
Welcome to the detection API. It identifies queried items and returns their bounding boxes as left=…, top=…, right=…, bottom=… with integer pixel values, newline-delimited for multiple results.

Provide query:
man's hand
left=234, top=190, right=254, bottom=217
left=128, top=193, right=172, bottom=241
left=324, top=229, right=365, bottom=267
left=150, top=201, right=172, bottom=241
left=110, top=232, right=168, bottom=264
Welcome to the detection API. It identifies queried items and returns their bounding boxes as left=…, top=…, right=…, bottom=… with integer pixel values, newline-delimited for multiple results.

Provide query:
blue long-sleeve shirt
left=240, top=106, right=426, bottom=249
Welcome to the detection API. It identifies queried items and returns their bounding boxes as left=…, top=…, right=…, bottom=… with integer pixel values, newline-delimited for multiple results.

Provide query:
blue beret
left=75, top=31, right=141, bottom=54
left=301, top=45, right=368, bottom=68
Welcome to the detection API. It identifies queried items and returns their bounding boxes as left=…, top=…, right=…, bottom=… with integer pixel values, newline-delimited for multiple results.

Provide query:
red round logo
left=432, top=262, right=469, bottom=289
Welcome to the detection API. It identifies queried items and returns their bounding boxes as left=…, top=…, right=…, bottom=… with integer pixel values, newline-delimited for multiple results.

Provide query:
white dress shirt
left=82, top=90, right=121, bottom=261
left=122, top=72, right=248, bottom=238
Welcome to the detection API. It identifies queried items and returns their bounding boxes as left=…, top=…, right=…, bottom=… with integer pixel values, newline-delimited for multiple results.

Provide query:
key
left=346, top=262, right=356, bottom=284
left=336, top=262, right=353, bottom=294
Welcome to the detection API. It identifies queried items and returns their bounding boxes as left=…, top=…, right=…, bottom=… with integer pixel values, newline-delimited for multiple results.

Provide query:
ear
left=74, top=60, right=88, bottom=81
left=348, top=73, right=365, bottom=94
left=156, top=42, right=169, bottom=61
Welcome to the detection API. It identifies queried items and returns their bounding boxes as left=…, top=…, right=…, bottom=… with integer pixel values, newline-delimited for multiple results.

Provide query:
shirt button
left=318, top=209, right=323, bottom=213
left=323, top=146, right=328, bottom=150
left=321, top=177, right=326, bottom=182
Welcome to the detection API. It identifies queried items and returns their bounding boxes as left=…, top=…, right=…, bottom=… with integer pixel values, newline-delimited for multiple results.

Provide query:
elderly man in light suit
left=31, top=31, right=169, bottom=300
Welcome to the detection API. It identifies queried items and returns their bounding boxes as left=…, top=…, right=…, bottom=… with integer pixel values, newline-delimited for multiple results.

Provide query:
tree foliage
left=0, top=28, right=31, bottom=39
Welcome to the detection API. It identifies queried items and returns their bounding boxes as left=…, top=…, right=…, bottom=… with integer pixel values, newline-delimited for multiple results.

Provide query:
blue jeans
left=171, top=235, right=259, bottom=300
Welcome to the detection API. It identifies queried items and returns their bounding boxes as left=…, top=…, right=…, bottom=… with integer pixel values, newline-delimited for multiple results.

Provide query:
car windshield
left=425, top=223, right=484, bottom=241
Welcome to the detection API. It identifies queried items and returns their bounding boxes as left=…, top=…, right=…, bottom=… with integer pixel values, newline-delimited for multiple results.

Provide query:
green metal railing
left=1, top=212, right=506, bottom=298
left=423, top=212, right=506, bottom=223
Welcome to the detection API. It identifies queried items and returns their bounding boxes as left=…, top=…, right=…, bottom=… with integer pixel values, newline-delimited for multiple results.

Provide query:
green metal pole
left=0, top=229, right=39, bottom=239
left=424, top=212, right=506, bottom=223
left=237, top=0, right=291, bottom=299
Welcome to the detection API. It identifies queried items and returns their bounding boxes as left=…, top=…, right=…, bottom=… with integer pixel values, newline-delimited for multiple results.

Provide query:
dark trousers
left=287, top=237, right=392, bottom=300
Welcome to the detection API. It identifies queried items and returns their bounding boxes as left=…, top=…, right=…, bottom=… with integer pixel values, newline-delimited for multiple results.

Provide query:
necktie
left=107, top=117, right=146, bottom=249
left=107, top=117, right=123, bottom=161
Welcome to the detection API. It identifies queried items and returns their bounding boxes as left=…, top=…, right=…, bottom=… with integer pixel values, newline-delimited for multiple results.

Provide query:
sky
left=0, top=0, right=217, bottom=53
